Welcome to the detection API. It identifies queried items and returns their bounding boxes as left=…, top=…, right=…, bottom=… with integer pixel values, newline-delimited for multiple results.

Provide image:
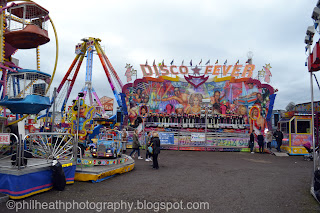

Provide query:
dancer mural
left=123, top=75, right=275, bottom=134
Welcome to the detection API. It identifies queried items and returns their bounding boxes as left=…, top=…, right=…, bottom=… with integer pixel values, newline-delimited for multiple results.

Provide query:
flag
left=182, top=60, right=184, bottom=65
left=153, top=60, right=155, bottom=66
left=162, top=60, right=164, bottom=66
left=170, top=59, right=174, bottom=65
left=199, top=59, right=202, bottom=65
left=190, top=60, right=192, bottom=67
left=205, top=60, right=210, bottom=65
left=215, top=60, right=218, bottom=64
left=224, top=60, right=227, bottom=65
left=236, top=60, right=239, bottom=65
left=145, top=60, right=148, bottom=66
left=246, top=59, right=249, bottom=64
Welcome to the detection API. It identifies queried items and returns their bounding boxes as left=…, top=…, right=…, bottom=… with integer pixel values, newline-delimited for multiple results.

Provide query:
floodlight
left=312, top=7, right=320, bottom=21
left=305, top=35, right=313, bottom=45
left=307, top=26, right=316, bottom=37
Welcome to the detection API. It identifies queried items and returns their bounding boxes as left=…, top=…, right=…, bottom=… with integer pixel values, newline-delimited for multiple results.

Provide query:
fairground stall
left=278, top=112, right=312, bottom=155
left=278, top=101, right=320, bottom=155
left=123, top=59, right=276, bottom=151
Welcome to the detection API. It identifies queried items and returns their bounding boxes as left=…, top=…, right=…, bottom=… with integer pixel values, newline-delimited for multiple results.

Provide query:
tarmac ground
left=0, top=149, right=319, bottom=213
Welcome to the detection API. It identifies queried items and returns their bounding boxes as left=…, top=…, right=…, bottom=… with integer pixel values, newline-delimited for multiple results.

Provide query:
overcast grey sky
left=13, top=0, right=320, bottom=110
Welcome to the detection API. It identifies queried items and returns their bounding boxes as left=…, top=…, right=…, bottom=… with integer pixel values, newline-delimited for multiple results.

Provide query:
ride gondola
left=5, top=2, right=50, bottom=49
left=0, top=69, right=51, bottom=114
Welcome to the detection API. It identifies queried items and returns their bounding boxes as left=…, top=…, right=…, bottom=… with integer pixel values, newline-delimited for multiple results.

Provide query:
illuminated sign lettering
left=140, top=64, right=255, bottom=78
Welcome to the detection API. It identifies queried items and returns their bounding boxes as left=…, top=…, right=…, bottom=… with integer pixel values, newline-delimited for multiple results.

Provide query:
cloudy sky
left=12, top=0, right=320, bottom=111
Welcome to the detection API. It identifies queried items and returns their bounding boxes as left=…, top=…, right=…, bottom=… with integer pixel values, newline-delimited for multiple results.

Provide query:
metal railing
left=0, top=133, right=19, bottom=169
left=124, top=127, right=249, bottom=151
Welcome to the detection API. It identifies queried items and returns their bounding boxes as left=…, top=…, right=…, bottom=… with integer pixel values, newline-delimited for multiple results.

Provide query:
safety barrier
left=124, top=128, right=250, bottom=151
left=0, top=133, right=19, bottom=169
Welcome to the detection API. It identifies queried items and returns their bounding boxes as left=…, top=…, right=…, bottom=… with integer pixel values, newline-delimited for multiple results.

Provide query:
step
left=273, top=152, right=289, bottom=157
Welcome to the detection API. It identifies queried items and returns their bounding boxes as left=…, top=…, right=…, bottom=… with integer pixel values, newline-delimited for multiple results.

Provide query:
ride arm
left=93, top=39, right=122, bottom=108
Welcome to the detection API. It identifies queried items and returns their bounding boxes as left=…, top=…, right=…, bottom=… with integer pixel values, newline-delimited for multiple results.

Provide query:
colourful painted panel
left=291, top=134, right=312, bottom=146
left=124, top=76, right=275, bottom=135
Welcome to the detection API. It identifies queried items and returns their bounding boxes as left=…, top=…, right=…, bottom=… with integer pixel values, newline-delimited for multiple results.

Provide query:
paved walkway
left=0, top=150, right=319, bottom=212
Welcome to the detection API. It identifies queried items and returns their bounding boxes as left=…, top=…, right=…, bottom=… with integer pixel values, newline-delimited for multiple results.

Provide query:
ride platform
left=75, top=155, right=135, bottom=183
left=0, top=158, right=75, bottom=199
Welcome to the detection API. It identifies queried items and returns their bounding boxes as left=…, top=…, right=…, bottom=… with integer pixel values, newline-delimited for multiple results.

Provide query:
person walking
left=249, top=130, right=255, bottom=153
left=121, top=128, right=128, bottom=154
left=266, top=130, right=273, bottom=152
left=145, top=131, right=153, bottom=162
left=273, top=128, right=284, bottom=152
left=151, top=132, right=161, bottom=169
left=257, top=133, right=264, bottom=153
left=129, top=129, right=143, bottom=159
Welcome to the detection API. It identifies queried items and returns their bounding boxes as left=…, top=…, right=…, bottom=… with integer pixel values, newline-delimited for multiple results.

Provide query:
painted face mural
left=123, top=77, right=276, bottom=131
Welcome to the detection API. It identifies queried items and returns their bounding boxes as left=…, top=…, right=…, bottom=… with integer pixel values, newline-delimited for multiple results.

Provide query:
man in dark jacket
left=273, top=128, right=284, bottom=152
left=151, top=132, right=161, bottom=169
left=249, top=130, right=255, bottom=153
left=257, top=133, right=264, bottom=153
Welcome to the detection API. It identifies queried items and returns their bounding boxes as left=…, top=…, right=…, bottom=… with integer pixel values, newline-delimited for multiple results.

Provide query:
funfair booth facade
left=278, top=101, right=320, bottom=155
left=123, top=61, right=276, bottom=151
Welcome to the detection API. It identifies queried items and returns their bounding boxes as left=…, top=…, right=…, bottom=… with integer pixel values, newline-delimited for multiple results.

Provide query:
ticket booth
left=279, top=114, right=312, bottom=155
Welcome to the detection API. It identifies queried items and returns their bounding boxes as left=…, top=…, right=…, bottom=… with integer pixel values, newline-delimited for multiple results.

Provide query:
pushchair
left=303, top=142, right=319, bottom=161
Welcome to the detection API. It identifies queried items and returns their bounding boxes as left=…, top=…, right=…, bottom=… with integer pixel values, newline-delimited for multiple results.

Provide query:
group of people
left=123, top=129, right=161, bottom=169
left=248, top=128, right=284, bottom=153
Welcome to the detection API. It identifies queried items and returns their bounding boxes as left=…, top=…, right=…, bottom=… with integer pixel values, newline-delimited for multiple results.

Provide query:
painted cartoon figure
left=70, top=99, right=94, bottom=137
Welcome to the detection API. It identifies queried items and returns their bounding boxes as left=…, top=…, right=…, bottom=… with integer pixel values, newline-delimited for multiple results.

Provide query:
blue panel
left=0, top=95, right=51, bottom=114
left=266, top=94, right=276, bottom=121
left=9, top=69, right=51, bottom=78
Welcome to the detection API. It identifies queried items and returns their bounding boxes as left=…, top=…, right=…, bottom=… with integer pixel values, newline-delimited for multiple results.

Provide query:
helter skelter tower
left=56, top=37, right=127, bottom=121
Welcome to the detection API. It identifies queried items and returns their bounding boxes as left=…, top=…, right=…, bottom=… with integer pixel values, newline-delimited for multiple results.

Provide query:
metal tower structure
left=55, top=37, right=128, bottom=124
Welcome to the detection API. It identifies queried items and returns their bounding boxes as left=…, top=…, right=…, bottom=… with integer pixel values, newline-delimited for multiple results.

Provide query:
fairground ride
left=52, top=37, right=127, bottom=127
left=0, top=0, right=58, bottom=127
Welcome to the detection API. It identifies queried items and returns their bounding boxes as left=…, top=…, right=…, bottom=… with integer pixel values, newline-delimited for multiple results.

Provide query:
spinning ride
left=55, top=37, right=127, bottom=125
